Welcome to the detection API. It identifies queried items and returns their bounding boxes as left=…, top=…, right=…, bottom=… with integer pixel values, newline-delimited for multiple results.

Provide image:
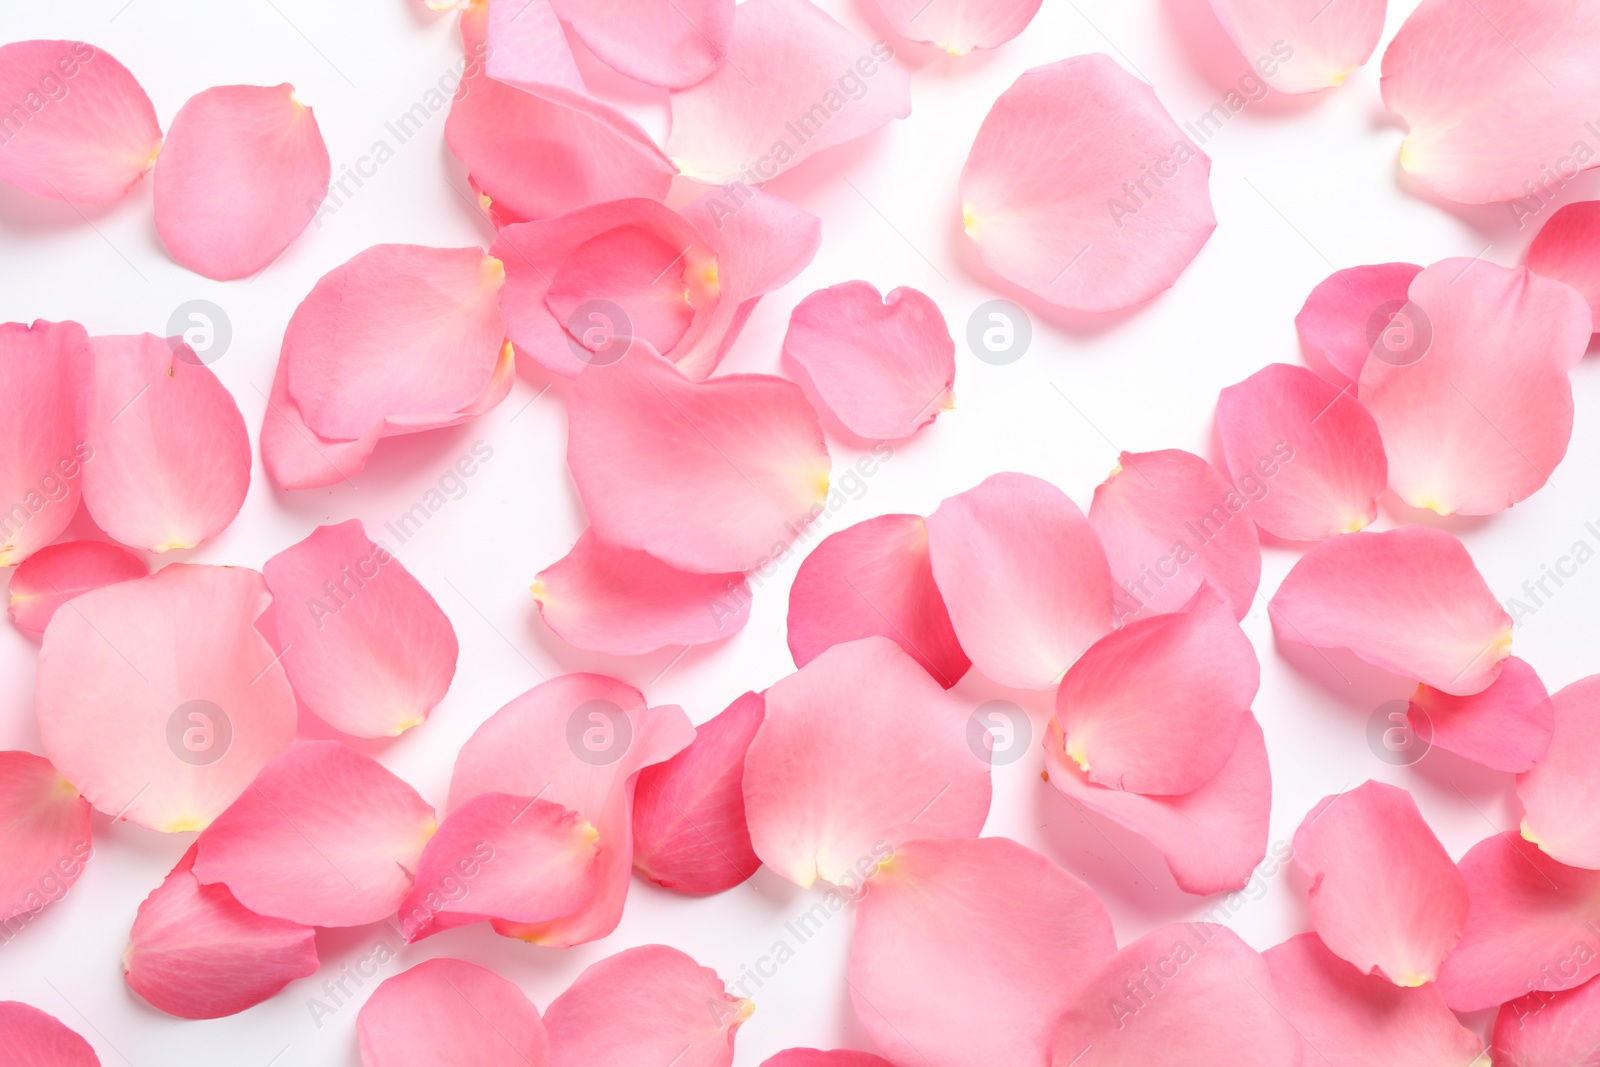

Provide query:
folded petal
left=1518, top=674, right=1600, bottom=869
left=1051, top=922, right=1302, bottom=1066
left=448, top=674, right=695, bottom=946
left=960, top=54, right=1214, bottom=313
left=850, top=837, right=1115, bottom=1067
left=264, top=520, right=457, bottom=737
left=788, top=513, right=969, bottom=687
left=533, top=530, right=750, bottom=656
left=0, top=319, right=88, bottom=568
left=123, top=846, right=318, bottom=1019
left=1043, top=714, right=1271, bottom=895
left=1269, top=526, right=1512, bottom=695
left=551, top=0, right=733, bottom=88
left=633, top=691, right=764, bottom=894
left=1216, top=363, right=1386, bottom=540
left=544, top=945, right=750, bottom=1067
left=666, top=0, right=912, bottom=184
left=1436, top=832, right=1600, bottom=1012
left=0, top=41, right=161, bottom=202
left=8, top=540, right=145, bottom=634
left=763, top=1052, right=894, bottom=1067
left=1090, top=449, right=1260, bottom=622
left=1293, top=780, right=1468, bottom=985
left=1208, top=0, right=1385, bottom=93
left=873, top=0, right=1040, bottom=53
left=192, top=740, right=436, bottom=927
left=1494, top=976, right=1600, bottom=1067
left=1380, top=0, right=1600, bottom=203
left=1295, top=262, right=1424, bottom=384
left=258, top=354, right=380, bottom=490
left=1527, top=200, right=1600, bottom=332
left=358, top=958, right=549, bottom=1067
left=925, top=472, right=1113, bottom=690
left=782, top=282, right=955, bottom=441
left=0, top=751, right=92, bottom=925
left=567, top=344, right=830, bottom=574
left=1409, top=655, right=1554, bottom=773
left=0, top=1002, right=100, bottom=1066
left=36, top=564, right=297, bottom=832
left=744, top=637, right=991, bottom=888
left=1263, top=933, right=1488, bottom=1067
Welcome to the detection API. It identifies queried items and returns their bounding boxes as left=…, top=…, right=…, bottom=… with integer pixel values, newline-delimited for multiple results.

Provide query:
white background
left=3, top=0, right=1600, bottom=1063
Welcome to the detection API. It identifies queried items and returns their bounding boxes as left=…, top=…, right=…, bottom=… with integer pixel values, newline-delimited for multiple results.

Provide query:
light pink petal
left=192, top=740, right=435, bottom=927
left=665, top=0, right=912, bottom=184
left=263, top=520, right=457, bottom=737
left=0, top=1002, right=100, bottom=1066
left=787, top=513, right=969, bottom=688
left=1359, top=260, right=1588, bottom=515
left=1527, top=201, right=1600, bottom=332
left=551, top=0, right=734, bottom=88
left=153, top=84, right=329, bottom=280
left=258, top=354, right=380, bottom=490
left=533, top=529, right=750, bottom=656
left=1208, top=0, right=1385, bottom=93
left=1293, top=780, right=1467, bottom=985
left=397, top=793, right=600, bottom=940
left=1518, top=674, right=1600, bottom=869
left=1216, top=363, right=1386, bottom=540
left=1263, top=933, right=1488, bottom=1067
left=1409, top=656, right=1554, bottom=773
left=8, top=540, right=145, bottom=634
left=0, top=751, right=92, bottom=924
left=123, top=846, right=318, bottom=1020
left=567, top=344, right=830, bottom=574
left=744, top=636, right=991, bottom=888
left=448, top=674, right=695, bottom=946
left=1089, top=449, right=1261, bottom=623
left=633, top=691, right=764, bottom=894
left=1051, top=922, right=1302, bottom=1065
left=763, top=1053, right=893, bottom=1067
left=545, top=225, right=698, bottom=358
left=1436, top=833, right=1600, bottom=1012
left=1494, top=976, right=1600, bottom=1067
left=0, top=41, right=160, bottom=202
left=1043, top=714, right=1271, bottom=895
left=1057, top=584, right=1257, bottom=795
left=849, top=837, right=1115, bottom=1067
left=959, top=54, right=1215, bottom=313
left=925, top=472, right=1113, bottom=690
left=782, top=281, right=955, bottom=441
left=358, top=958, right=549, bottom=1067
left=1269, top=526, right=1512, bottom=695
left=1296, top=262, right=1424, bottom=384
left=0, top=319, right=88, bottom=568
left=874, top=0, right=1040, bottom=53
left=36, top=564, right=297, bottom=832
left=1380, top=0, right=1600, bottom=203
left=544, top=945, right=749, bottom=1067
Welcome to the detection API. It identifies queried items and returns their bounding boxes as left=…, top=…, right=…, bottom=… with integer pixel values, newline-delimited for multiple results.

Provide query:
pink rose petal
left=7, top=540, right=145, bottom=634
left=358, top=958, right=549, bottom=1067
left=0, top=1002, right=100, bottom=1066
left=1518, top=674, right=1600, bottom=869
left=1208, top=0, right=1385, bottom=93
left=1493, top=975, right=1600, bottom=1067
left=1409, top=656, right=1554, bottom=773
left=873, top=0, right=1041, bottom=54
left=0, top=751, right=92, bottom=926
left=258, top=355, right=381, bottom=491
left=763, top=1053, right=893, bottom=1067
left=0, top=319, right=88, bottom=568
left=1527, top=201, right=1600, bottom=331
left=551, top=0, right=734, bottom=88
left=1296, top=262, right=1424, bottom=384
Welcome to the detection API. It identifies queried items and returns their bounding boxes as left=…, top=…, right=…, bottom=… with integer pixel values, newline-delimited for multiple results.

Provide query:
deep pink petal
left=123, top=846, right=318, bottom=1020
left=873, top=0, right=1040, bottom=53
left=925, top=472, right=1113, bottom=690
left=782, top=281, right=955, bottom=441
left=263, top=520, right=457, bottom=737
left=358, top=958, right=549, bottom=1067
left=0, top=1002, right=100, bottom=1066
left=1410, top=656, right=1554, bottom=773
left=743, top=637, right=991, bottom=888
left=544, top=945, right=749, bottom=1067
left=1518, top=674, right=1600, bottom=869
left=551, top=0, right=734, bottom=88
left=1494, top=976, right=1600, bottom=1067
left=1527, top=201, right=1600, bottom=331
left=0, top=41, right=161, bottom=202
left=0, top=319, right=88, bottom=567
left=1043, top=714, right=1271, bottom=895
left=0, top=751, right=92, bottom=924
left=633, top=691, right=764, bottom=894
left=1216, top=363, right=1386, bottom=540
left=36, top=564, right=297, bottom=832
left=1269, top=526, right=1512, bottom=695
left=7, top=540, right=145, bottom=634
left=1295, top=262, right=1424, bottom=384
left=787, top=513, right=969, bottom=688
left=259, top=354, right=380, bottom=490
left=1208, top=0, right=1385, bottom=93
left=850, top=837, right=1115, bottom=1067
left=960, top=54, right=1214, bottom=313
left=762, top=1052, right=893, bottom=1067
left=192, top=740, right=436, bottom=927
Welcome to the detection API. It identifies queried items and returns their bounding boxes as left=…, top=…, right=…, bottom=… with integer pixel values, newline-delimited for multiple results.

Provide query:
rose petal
left=0, top=319, right=88, bottom=568
left=872, top=0, right=1041, bottom=53
left=1493, top=975, right=1600, bottom=1067
left=0, top=751, right=92, bottom=925
left=0, top=1002, right=100, bottom=1066
left=258, top=355, right=380, bottom=491
left=358, top=958, right=549, bottom=1067
left=763, top=1052, right=894, bottom=1067
left=959, top=54, right=1214, bottom=313
left=551, top=0, right=734, bottom=88
left=36, top=564, right=297, bottom=832
left=1208, top=0, right=1385, bottom=93
left=1518, top=674, right=1600, bottom=869
left=7, top=540, right=145, bottom=634
left=1527, top=201, right=1600, bottom=331
left=1295, top=262, right=1424, bottom=384
left=1409, top=656, right=1554, bottom=773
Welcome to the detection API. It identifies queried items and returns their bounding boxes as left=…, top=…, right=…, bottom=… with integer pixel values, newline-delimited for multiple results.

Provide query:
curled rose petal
left=358, top=958, right=549, bottom=1067
left=36, top=564, right=297, bottom=832
left=849, top=837, right=1115, bottom=1067
left=633, top=691, right=765, bottom=895
left=1270, top=526, right=1511, bottom=695
left=8, top=540, right=145, bottom=634
left=1409, top=656, right=1554, bottom=773
left=1493, top=975, right=1600, bottom=1067
left=1527, top=200, right=1600, bottom=332
left=551, top=0, right=734, bottom=88
left=873, top=0, right=1041, bottom=53
left=544, top=945, right=749, bottom=1067
left=258, top=355, right=380, bottom=491
left=0, top=1001, right=101, bottom=1065
left=0, top=751, right=92, bottom=926
left=123, top=846, right=318, bottom=1020
left=154, top=84, right=330, bottom=280
left=743, top=637, right=991, bottom=888
left=1518, top=674, right=1600, bottom=869
left=1296, top=262, right=1424, bottom=384
left=0, top=41, right=161, bottom=203
left=0, top=319, right=88, bottom=568
left=960, top=54, right=1214, bottom=313
left=763, top=1053, right=893, bottom=1067
left=533, top=530, right=751, bottom=656
left=1208, top=0, right=1385, bottom=93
